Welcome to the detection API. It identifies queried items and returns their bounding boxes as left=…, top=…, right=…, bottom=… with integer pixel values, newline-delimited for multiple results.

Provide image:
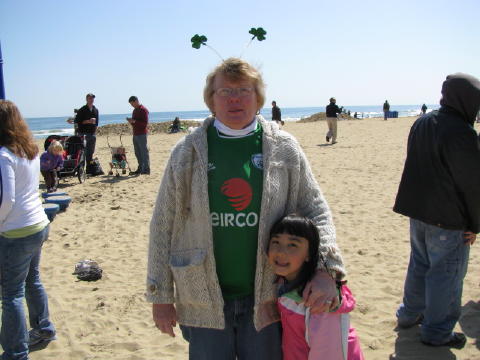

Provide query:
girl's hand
left=303, top=270, right=339, bottom=314
left=152, top=304, right=177, bottom=337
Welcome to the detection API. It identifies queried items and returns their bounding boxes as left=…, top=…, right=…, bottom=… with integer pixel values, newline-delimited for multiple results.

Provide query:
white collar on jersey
left=213, top=117, right=258, bottom=138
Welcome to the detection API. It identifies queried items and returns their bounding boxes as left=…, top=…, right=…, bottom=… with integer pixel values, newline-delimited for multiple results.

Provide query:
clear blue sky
left=1, top=0, right=479, bottom=117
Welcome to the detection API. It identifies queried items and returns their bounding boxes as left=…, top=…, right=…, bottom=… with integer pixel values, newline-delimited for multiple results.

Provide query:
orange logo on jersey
left=221, top=178, right=252, bottom=211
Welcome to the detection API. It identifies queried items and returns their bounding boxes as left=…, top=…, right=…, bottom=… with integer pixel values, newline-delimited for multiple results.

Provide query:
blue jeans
left=0, top=226, right=55, bottom=360
left=132, top=134, right=150, bottom=172
left=180, top=296, right=282, bottom=360
left=397, top=219, right=469, bottom=344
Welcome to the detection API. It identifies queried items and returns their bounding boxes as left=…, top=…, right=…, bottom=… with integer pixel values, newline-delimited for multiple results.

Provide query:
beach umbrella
left=0, top=40, right=4, bottom=99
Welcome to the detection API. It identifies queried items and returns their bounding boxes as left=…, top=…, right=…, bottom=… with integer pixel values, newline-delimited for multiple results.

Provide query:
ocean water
left=26, top=104, right=438, bottom=139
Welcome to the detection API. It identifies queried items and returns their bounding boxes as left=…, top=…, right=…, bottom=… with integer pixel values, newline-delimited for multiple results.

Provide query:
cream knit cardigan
left=147, top=116, right=345, bottom=331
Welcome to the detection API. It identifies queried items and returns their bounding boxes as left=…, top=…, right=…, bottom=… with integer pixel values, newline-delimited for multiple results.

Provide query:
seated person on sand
left=169, top=116, right=181, bottom=133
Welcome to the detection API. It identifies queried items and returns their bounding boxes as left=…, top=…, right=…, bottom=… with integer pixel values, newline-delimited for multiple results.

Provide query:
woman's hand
left=152, top=303, right=177, bottom=337
left=302, top=270, right=339, bottom=314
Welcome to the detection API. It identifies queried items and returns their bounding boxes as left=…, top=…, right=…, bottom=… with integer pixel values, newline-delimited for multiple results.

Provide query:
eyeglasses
left=214, top=87, right=254, bottom=97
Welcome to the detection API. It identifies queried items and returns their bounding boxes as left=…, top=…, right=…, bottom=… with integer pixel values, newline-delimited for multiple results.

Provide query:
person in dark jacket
left=75, top=93, right=99, bottom=166
left=383, top=100, right=390, bottom=120
left=325, top=97, right=342, bottom=144
left=421, top=103, right=428, bottom=114
left=393, top=73, right=480, bottom=349
left=271, top=101, right=282, bottom=126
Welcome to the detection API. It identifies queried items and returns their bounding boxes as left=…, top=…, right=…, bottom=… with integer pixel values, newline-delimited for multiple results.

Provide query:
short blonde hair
left=203, top=57, right=266, bottom=114
left=48, top=140, right=63, bottom=153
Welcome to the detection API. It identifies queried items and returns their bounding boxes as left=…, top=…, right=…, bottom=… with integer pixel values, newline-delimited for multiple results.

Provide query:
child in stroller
left=40, top=140, right=64, bottom=192
left=108, top=146, right=130, bottom=176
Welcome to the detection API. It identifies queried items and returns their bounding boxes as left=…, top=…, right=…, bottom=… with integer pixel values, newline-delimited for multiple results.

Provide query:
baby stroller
left=107, top=135, right=132, bottom=176
left=44, top=135, right=87, bottom=183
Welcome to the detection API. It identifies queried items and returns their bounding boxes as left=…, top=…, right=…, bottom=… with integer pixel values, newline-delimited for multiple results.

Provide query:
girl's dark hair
left=0, top=100, right=38, bottom=160
left=269, top=213, right=326, bottom=294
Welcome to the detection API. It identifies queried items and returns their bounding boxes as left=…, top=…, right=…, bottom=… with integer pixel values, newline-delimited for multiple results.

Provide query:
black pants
left=80, top=133, right=96, bottom=163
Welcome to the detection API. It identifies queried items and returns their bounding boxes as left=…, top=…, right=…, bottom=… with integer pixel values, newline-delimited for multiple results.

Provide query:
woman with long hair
left=0, top=100, right=56, bottom=360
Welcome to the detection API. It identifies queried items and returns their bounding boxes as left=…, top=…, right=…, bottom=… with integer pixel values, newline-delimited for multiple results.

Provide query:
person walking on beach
left=147, top=57, right=346, bottom=360
left=75, top=93, right=99, bottom=170
left=393, top=73, right=480, bottom=349
left=421, top=103, right=427, bottom=114
left=0, top=100, right=56, bottom=360
left=127, top=96, right=150, bottom=175
left=383, top=100, right=390, bottom=120
left=271, top=100, right=282, bottom=126
left=326, top=97, right=342, bottom=144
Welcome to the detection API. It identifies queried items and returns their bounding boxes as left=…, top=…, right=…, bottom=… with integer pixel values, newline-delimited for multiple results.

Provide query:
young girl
left=40, top=140, right=64, bottom=192
left=268, top=214, right=364, bottom=360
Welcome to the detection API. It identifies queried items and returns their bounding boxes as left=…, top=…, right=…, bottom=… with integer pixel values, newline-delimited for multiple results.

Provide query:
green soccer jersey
left=207, top=124, right=264, bottom=299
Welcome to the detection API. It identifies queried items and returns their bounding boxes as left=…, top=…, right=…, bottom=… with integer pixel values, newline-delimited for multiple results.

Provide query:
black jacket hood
left=440, top=72, right=480, bottom=125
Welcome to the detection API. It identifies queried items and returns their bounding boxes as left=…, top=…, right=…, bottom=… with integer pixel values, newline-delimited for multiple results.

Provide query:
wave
left=32, top=128, right=74, bottom=139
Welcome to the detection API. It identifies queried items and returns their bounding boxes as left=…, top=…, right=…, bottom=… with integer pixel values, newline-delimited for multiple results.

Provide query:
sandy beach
left=16, top=117, right=480, bottom=359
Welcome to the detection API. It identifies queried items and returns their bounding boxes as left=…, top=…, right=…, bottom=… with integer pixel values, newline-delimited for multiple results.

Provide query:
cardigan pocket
left=169, top=248, right=211, bottom=305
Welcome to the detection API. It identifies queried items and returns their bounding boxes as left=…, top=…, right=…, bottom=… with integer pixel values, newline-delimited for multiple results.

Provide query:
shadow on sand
left=459, top=300, right=480, bottom=350
left=390, top=325, right=456, bottom=360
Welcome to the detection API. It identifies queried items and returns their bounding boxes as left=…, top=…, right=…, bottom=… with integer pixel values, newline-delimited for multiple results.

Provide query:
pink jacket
left=277, top=285, right=364, bottom=360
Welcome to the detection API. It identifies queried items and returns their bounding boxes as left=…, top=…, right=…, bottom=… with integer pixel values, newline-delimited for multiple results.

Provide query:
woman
left=147, top=58, right=345, bottom=360
left=0, top=100, right=56, bottom=360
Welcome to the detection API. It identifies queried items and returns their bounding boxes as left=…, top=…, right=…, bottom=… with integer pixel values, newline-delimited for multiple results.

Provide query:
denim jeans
left=80, top=133, right=96, bottom=164
left=132, top=134, right=150, bottom=172
left=396, top=219, right=469, bottom=344
left=0, top=225, right=55, bottom=360
left=180, top=295, right=282, bottom=360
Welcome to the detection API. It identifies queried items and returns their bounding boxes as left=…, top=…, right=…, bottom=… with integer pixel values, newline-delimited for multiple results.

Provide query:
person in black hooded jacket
left=393, top=73, right=480, bottom=349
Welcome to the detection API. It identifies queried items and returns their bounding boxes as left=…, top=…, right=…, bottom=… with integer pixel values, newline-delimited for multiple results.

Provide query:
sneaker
left=421, top=332, right=466, bottom=349
left=29, top=329, right=56, bottom=346
left=326, top=136, right=330, bottom=142
left=397, top=314, right=423, bottom=329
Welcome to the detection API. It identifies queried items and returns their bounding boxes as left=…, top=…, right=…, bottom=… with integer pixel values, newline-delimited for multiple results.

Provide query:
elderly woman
left=0, top=100, right=56, bottom=360
left=147, top=58, right=345, bottom=359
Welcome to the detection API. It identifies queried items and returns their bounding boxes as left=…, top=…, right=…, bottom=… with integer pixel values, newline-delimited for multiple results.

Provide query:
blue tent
left=0, top=41, right=5, bottom=99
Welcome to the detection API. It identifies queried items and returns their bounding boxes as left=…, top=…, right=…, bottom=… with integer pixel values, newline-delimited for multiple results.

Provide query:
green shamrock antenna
left=249, top=27, right=267, bottom=41
left=190, top=27, right=267, bottom=59
left=191, top=34, right=223, bottom=60
left=240, top=27, right=267, bottom=57
left=191, top=34, right=207, bottom=49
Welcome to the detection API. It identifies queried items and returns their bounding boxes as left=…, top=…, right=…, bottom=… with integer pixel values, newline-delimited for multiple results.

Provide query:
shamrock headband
left=191, top=27, right=267, bottom=60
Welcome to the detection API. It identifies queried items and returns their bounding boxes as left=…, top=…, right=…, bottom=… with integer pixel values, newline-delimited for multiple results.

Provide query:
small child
left=40, top=140, right=64, bottom=192
left=108, top=147, right=127, bottom=175
left=268, top=214, right=364, bottom=360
